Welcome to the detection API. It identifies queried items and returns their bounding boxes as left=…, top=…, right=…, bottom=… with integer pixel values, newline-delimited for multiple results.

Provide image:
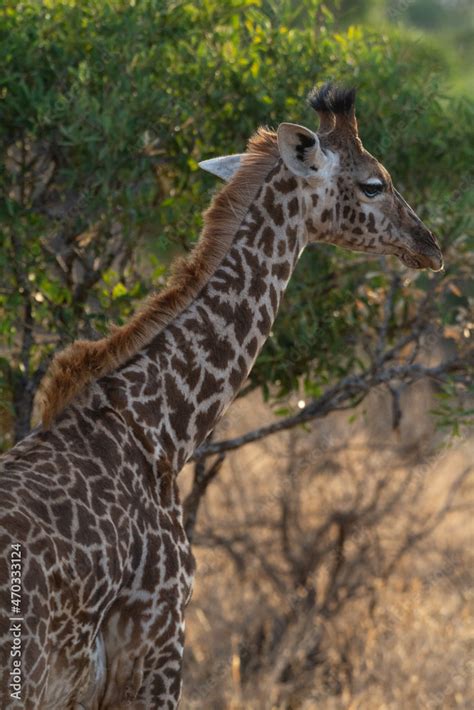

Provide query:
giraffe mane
left=35, top=128, right=280, bottom=428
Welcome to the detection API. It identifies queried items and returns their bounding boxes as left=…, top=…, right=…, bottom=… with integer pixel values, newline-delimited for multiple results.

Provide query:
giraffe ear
left=277, top=123, right=327, bottom=178
left=198, top=154, right=245, bottom=182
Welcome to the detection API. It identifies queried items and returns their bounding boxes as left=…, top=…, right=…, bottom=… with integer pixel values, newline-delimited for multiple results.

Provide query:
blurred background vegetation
left=0, top=0, right=473, bottom=706
left=1, top=0, right=472, bottom=445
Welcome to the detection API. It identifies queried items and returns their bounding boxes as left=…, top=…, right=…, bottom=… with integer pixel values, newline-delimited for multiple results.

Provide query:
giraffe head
left=200, top=83, right=443, bottom=271
left=277, top=83, right=443, bottom=271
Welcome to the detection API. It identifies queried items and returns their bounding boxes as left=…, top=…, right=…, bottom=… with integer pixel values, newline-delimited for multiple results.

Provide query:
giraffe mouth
left=400, top=250, right=443, bottom=272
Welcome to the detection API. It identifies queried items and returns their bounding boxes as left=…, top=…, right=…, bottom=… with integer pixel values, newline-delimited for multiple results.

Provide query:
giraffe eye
left=360, top=182, right=384, bottom=198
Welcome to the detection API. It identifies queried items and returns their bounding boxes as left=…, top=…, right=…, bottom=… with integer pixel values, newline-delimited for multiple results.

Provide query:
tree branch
left=193, top=358, right=465, bottom=460
left=183, top=452, right=226, bottom=543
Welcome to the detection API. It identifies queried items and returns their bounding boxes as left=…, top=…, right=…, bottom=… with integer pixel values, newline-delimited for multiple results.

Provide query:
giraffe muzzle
left=393, top=190, right=443, bottom=271
left=401, top=247, right=443, bottom=272
left=401, top=223, right=443, bottom=271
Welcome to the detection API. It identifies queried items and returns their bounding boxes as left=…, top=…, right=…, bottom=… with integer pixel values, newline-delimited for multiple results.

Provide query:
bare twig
left=183, top=452, right=226, bottom=543
left=193, top=358, right=464, bottom=460
left=374, top=271, right=400, bottom=364
left=387, top=383, right=403, bottom=431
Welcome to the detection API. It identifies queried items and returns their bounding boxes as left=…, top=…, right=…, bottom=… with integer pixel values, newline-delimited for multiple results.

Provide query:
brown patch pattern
left=36, top=129, right=280, bottom=428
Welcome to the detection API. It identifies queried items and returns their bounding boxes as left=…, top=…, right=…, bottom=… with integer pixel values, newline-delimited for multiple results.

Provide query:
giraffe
left=0, top=84, right=442, bottom=709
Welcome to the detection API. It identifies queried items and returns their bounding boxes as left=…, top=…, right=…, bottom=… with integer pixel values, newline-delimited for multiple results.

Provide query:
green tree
left=0, top=0, right=472, bottom=449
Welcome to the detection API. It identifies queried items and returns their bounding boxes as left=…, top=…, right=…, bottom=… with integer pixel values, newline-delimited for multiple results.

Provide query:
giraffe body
left=1, top=424, right=193, bottom=708
left=0, top=85, right=442, bottom=708
left=0, top=142, right=305, bottom=709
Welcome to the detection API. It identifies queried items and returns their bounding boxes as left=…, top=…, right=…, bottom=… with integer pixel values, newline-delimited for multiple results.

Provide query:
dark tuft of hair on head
left=308, top=82, right=356, bottom=115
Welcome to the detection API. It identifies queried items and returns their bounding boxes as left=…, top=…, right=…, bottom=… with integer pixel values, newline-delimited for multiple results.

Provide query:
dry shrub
left=180, top=381, right=473, bottom=709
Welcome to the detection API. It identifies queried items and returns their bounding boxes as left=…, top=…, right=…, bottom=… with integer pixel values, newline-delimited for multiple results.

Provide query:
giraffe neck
left=101, top=161, right=306, bottom=472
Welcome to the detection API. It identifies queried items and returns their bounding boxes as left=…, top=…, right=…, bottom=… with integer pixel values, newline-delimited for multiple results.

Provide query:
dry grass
left=179, top=382, right=473, bottom=709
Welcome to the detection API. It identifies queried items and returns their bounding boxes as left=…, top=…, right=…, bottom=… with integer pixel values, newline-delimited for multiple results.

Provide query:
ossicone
left=308, top=82, right=358, bottom=135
